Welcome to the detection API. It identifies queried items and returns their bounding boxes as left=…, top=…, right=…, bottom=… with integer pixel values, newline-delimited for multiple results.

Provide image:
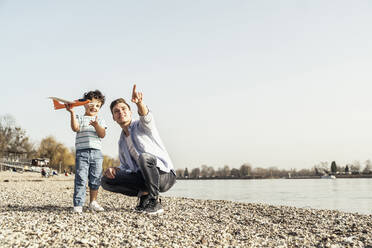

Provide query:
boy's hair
left=110, top=98, right=131, bottom=114
left=83, top=90, right=105, bottom=107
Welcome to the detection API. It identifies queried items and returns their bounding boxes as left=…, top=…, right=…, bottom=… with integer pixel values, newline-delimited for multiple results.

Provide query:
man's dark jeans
left=101, top=153, right=176, bottom=198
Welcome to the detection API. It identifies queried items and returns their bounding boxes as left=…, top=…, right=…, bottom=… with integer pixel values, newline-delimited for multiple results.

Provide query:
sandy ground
left=0, top=171, right=371, bottom=247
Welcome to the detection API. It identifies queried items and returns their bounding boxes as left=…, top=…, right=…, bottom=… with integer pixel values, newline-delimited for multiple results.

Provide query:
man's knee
left=159, top=173, right=176, bottom=192
left=139, top=153, right=157, bottom=169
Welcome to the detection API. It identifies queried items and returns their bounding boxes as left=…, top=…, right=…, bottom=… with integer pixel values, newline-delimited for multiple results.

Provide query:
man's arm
left=103, top=167, right=120, bottom=179
left=65, top=104, right=80, bottom=132
left=131, top=84, right=148, bottom=116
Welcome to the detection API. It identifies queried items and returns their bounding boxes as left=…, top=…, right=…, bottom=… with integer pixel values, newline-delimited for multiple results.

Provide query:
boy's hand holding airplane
left=65, top=103, right=74, bottom=113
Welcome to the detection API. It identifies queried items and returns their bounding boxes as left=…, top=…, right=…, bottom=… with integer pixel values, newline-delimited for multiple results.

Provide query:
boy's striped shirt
left=75, top=115, right=107, bottom=151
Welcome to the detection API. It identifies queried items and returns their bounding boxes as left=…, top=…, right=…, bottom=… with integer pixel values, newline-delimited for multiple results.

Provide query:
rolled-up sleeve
left=139, top=111, right=155, bottom=132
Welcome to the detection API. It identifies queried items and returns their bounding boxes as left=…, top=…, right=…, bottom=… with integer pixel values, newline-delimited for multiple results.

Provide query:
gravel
left=0, top=171, right=371, bottom=247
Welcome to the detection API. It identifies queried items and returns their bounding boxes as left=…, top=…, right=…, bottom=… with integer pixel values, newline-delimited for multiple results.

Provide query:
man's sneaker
left=89, top=201, right=104, bottom=212
left=73, top=206, right=83, bottom=213
left=143, top=198, right=164, bottom=215
left=135, top=194, right=150, bottom=212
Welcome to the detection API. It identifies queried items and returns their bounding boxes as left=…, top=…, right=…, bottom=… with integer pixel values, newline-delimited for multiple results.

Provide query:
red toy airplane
left=48, top=97, right=90, bottom=110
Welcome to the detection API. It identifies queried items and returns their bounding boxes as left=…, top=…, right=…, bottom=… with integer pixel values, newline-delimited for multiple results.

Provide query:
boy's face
left=84, top=98, right=102, bottom=117
left=112, top=102, right=132, bottom=125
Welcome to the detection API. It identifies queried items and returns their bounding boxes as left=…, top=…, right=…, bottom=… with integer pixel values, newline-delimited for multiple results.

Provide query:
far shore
left=2, top=169, right=372, bottom=181
left=177, top=174, right=372, bottom=180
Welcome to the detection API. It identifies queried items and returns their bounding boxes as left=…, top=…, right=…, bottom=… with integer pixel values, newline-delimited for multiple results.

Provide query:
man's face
left=84, top=98, right=102, bottom=117
left=112, top=102, right=132, bottom=125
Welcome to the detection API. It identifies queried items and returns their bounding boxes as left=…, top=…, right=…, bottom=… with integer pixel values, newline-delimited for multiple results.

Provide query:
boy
left=66, top=90, right=107, bottom=213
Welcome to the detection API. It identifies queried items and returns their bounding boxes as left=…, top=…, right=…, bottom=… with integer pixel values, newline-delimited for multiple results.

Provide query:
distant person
left=102, top=85, right=176, bottom=214
left=65, top=90, right=107, bottom=213
left=41, top=168, right=46, bottom=177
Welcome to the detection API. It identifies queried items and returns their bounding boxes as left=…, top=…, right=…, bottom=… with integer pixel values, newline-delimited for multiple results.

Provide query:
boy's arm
left=66, top=104, right=80, bottom=132
left=89, top=116, right=106, bottom=138
left=131, top=84, right=148, bottom=116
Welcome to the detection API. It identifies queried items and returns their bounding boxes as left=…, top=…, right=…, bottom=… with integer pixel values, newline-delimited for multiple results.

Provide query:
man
left=102, top=84, right=176, bottom=214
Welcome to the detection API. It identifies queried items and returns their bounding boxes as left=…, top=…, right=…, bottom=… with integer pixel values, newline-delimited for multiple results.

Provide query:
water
left=162, top=178, right=372, bottom=215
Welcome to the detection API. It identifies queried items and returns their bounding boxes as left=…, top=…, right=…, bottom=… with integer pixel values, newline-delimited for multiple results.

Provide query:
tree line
left=175, top=160, right=372, bottom=179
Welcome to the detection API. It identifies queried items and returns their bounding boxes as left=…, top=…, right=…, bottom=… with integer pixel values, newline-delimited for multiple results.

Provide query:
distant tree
left=268, top=167, right=284, bottom=177
left=206, top=166, right=216, bottom=178
left=184, top=167, right=189, bottom=178
left=239, top=163, right=252, bottom=177
left=314, top=166, right=320, bottom=175
left=57, top=146, right=74, bottom=172
left=350, top=161, right=361, bottom=174
left=200, top=164, right=209, bottom=178
left=331, top=161, right=337, bottom=174
left=363, top=160, right=372, bottom=174
left=337, top=165, right=345, bottom=174
left=230, top=168, right=240, bottom=178
left=0, top=114, right=35, bottom=158
left=289, top=168, right=297, bottom=177
left=296, top=168, right=313, bottom=177
left=252, top=167, right=267, bottom=177
left=175, top=168, right=184, bottom=178
left=190, top=168, right=200, bottom=178
left=222, top=165, right=231, bottom=177
left=314, top=161, right=329, bottom=175
left=37, top=136, right=73, bottom=171
left=215, top=167, right=223, bottom=178
left=0, top=115, right=14, bottom=156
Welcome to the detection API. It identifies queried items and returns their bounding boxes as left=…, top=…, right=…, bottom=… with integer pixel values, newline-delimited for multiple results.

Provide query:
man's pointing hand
left=131, top=84, right=143, bottom=104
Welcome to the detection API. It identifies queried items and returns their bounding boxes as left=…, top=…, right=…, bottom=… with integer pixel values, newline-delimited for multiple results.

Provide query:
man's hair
left=83, top=90, right=105, bottom=107
left=110, top=98, right=131, bottom=114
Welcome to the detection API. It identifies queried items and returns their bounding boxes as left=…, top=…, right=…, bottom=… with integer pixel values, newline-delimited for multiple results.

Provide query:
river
left=162, top=178, right=372, bottom=215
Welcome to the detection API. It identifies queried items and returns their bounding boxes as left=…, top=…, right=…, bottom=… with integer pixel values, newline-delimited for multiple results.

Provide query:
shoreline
left=0, top=172, right=371, bottom=247
left=176, top=175, right=372, bottom=180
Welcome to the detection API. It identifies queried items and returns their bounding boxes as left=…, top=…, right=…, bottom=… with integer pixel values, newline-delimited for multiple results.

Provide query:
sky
left=1, top=0, right=372, bottom=170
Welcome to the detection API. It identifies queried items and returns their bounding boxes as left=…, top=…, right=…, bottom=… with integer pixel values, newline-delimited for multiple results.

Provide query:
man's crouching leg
left=101, top=171, right=145, bottom=197
left=138, top=153, right=176, bottom=214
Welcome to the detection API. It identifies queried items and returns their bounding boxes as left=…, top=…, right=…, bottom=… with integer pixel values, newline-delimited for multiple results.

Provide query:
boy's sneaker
left=143, top=198, right=164, bottom=215
left=135, top=194, right=150, bottom=212
left=73, top=206, right=83, bottom=213
left=89, top=201, right=104, bottom=212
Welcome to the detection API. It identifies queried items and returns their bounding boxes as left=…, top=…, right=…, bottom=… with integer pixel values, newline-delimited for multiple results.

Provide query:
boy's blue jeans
left=73, top=148, right=103, bottom=207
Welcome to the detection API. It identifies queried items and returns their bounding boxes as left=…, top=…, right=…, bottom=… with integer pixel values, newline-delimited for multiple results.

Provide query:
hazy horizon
left=1, top=1, right=372, bottom=170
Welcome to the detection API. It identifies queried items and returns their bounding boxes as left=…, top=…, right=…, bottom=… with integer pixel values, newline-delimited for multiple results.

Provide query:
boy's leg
left=88, top=149, right=103, bottom=201
left=90, top=189, right=99, bottom=202
left=73, top=150, right=89, bottom=207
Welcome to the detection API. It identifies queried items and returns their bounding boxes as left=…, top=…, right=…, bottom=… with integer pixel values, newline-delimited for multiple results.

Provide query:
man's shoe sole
left=145, top=208, right=164, bottom=215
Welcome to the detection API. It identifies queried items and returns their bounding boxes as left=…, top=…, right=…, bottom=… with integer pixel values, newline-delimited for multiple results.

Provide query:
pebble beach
left=0, top=171, right=371, bottom=247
